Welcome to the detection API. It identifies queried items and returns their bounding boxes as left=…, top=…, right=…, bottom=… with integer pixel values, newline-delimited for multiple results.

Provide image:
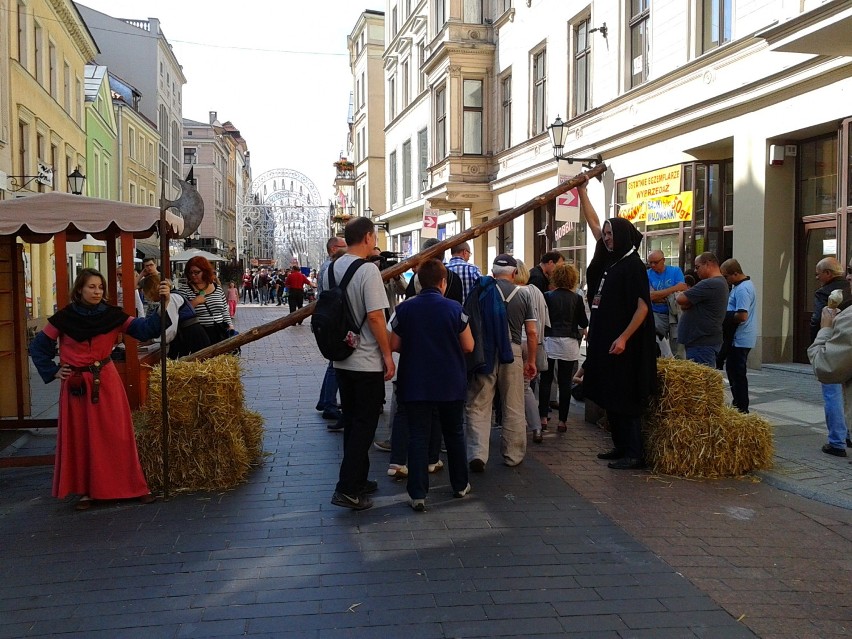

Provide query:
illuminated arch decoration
left=239, top=168, right=328, bottom=269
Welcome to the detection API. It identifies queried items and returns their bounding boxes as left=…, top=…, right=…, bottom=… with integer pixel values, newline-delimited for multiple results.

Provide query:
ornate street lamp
left=364, top=206, right=389, bottom=233
left=547, top=115, right=602, bottom=169
left=67, top=168, right=86, bottom=195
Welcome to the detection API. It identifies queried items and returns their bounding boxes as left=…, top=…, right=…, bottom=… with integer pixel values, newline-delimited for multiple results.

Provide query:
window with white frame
left=418, top=128, right=428, bottom=193
left=435, top=86, right=447, bottom=159
left=629, top=0, right=650, bottom=88
left=48, top=42, right=57, bottom=99
left=435, top=0, right=446, bottom=32
left=389, top=150, right=398, bottom=205
left=360, top=72, right=365, bottom=106
left=463, top=0, right=482, bottom=24
left=402, top=60, right=410, bottom=108
left=184, top=147, right=197, bottom=164
left=701, top=0, right=732, bottom=53
left=17, top=2, right=28, bottom=67
left=392, top=6, right=398, bottom=37
left=501, top=0, right=512, bottom=12
left=574, top=18, right=591, bottom=116
left=418, top=42, right=426, bottom=92
left=463, top=79, right=483, bottom=155
left=403, top=139, right=412, bottom=199
left=501, top=74, right=512, bottom=150
left=63, top=62, right=70, bottom=112
left=128, top=126, right=136, bottom=160
left=34, top=22, right=44, bottom=85
left=388, top=75, right=396, bottom=120
left=532, top=49, right=547, bottom=135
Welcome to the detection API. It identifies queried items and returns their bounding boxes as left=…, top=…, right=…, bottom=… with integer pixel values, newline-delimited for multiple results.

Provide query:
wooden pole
left=158, top=174, right=171, bottom=500
left=183, top=162, right=607, bottom=362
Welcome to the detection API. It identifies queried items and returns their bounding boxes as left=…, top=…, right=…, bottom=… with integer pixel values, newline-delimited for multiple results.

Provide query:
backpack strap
left=331, top=258, right=368, bottom=329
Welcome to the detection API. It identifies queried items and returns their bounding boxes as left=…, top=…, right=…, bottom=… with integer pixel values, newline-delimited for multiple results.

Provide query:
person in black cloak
left=577, top=176, right=657, bottom=469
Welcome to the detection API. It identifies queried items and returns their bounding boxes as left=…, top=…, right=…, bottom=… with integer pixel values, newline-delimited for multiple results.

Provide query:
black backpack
left=311, top=259, right=367, bottom=361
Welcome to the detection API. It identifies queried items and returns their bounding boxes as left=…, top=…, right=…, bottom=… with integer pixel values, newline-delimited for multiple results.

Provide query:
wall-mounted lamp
left=364, top=206, right=390, bottom=233
left=67, top=167, right=86, bottom=195
left=546, top=116, right=602, bottom=171
left=589, top=22, right=608, bottom=38
left=421, top=176, right=430, bottom=194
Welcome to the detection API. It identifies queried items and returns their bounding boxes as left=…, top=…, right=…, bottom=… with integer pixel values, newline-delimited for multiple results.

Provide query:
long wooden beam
left=183, top=163, right=606, bottom=362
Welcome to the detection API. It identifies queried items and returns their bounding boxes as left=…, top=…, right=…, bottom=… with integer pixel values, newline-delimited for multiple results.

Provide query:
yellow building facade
left=2, top=0, right=97, bottom=321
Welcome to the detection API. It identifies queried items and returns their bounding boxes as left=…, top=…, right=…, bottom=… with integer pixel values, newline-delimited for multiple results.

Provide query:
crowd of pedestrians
left=30, top=178, right=852, bottom=515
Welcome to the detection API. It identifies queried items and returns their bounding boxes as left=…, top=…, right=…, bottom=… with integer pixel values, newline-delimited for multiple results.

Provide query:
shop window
left=798, top=136, right=838, bottom=218
left=498, top=214, right=514, bottom=255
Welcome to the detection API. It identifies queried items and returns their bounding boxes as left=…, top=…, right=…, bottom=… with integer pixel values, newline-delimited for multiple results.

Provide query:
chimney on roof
left=209, top=111, right=217, bottom=124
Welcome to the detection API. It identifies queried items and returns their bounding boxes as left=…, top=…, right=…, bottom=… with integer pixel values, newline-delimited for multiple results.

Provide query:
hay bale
left=644, top=358, right=773, bottom=477
left=134, top=355, right=264, bottom=492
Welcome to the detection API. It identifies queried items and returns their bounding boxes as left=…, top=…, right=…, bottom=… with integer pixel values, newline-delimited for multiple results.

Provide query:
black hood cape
left=48, top=302, right=129, bottom=343
left=586, top=216, right=644, bottom=305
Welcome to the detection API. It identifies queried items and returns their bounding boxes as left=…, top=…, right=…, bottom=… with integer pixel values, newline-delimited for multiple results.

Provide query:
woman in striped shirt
left=177, top=256, right=233, bottom=345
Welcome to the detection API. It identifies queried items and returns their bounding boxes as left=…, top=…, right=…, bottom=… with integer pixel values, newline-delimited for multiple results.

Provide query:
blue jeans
left=686, top=344, right=720, bottom=368
left=317, top=360, right=338, bottom=412
left=725, top=346, right=751, bottom=413
left=821, top=383, right=849, bottom=449
left=406, top=401, right=468, bottom=500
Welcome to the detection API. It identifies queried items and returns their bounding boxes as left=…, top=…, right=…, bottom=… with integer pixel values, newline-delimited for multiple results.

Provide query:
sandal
left=74, top=497, right=93, bottom=511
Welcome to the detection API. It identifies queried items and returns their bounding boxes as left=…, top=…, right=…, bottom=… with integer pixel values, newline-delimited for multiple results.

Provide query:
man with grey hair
left=315, top=236, right=349, bottom=424
left=465, top=254, right=537, bottom=471
left=810, top=256, right=850, bottom=456
left=447, top=241, right=482, bottom=303
left=647, top=250, right=686, bottom=356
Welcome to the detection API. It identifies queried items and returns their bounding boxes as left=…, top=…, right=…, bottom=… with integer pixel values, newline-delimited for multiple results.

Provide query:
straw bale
left=644, top=359, right=774, bottom=478
left=134, top=355, right=264, bottom=492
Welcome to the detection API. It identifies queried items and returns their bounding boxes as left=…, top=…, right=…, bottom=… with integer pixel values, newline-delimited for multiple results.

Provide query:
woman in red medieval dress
left=29, top=268, right=171, bottom=511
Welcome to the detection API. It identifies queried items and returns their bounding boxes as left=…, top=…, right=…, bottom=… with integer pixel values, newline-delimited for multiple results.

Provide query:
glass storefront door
left=795, top=222, right=837, bottom=362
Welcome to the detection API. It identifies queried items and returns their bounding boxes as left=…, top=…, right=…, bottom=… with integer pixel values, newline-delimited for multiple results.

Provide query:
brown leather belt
left=68, top=357, right=112, bottom=404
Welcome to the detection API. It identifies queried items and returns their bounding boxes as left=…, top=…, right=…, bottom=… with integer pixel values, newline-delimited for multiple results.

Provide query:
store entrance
left=794, top=221, right=837, bottom=362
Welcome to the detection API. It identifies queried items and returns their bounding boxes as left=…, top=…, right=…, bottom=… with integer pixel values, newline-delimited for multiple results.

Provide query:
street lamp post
left=364, top=207, right=389, bottom=233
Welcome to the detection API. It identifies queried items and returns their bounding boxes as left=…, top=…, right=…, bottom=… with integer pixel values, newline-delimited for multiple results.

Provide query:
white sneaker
left=453, top=483, right=472, bottom=498
left=387, top=464, right=408, bottom=478
left=428, top=459, right=444, bottom=473
left=410, top=498, right=426, bottom=512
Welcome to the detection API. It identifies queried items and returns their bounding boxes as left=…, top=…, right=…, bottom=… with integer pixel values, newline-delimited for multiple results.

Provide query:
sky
left=78, top=1, right=382, bottom=201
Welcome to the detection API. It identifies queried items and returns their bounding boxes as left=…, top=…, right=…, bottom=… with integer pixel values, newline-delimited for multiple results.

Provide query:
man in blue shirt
left=720, top=259, right=757, bottom=413
left=446, top=242, right=482, bottom=304
left=647, top=250, right=686, bottom=356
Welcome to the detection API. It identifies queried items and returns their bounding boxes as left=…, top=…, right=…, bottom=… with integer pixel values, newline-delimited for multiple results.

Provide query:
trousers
left=335, top=368, right=385, bottom=495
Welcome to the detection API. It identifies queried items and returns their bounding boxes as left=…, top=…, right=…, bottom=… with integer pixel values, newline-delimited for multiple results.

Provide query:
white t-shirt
left=323, top=253, right=389, bottom=373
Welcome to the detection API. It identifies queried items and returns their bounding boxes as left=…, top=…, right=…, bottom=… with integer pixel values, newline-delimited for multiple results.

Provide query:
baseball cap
left=493, top=253, right=517, bottom=268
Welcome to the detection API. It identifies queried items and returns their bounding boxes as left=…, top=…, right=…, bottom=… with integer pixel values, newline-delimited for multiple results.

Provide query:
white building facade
left=372, top=0, right=851, bottom=365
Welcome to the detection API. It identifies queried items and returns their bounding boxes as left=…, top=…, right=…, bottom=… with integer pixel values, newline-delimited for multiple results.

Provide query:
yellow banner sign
left=625, top=165, right=682, bottom=202
left=618, top=191, right=693, bottom=226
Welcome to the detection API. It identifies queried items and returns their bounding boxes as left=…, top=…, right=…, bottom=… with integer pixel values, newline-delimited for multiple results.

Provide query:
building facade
left=75, top=4, right=186, bottom=199
left=2, top=0, right=96, bottom=320
left=371, top=0, right=851, bottom=365
left=110, top=72, right=158, bottom=208
left=182, top=114, right=230, bottom=256
left=345, top=10, right=388, bottom=244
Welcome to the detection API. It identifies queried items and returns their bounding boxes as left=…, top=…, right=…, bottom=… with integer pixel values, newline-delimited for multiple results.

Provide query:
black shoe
left=331, top=491, right=373, bottom=510
left=608, top=457, right=646, bottom=470
left=532, top=430, right=543, bottom=444
left=469, top=458, right=486, bottom=473
left=821, top=444, right=847, bottom=458
left=846, top=437, right=852, bottom=448
left=596, top=448, right=624, bottom=460
left=327, top=421, right=344, bottom=433
left=322, top=408, right=342, bottom=420
left=359, top=480, right=378, bottom=495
